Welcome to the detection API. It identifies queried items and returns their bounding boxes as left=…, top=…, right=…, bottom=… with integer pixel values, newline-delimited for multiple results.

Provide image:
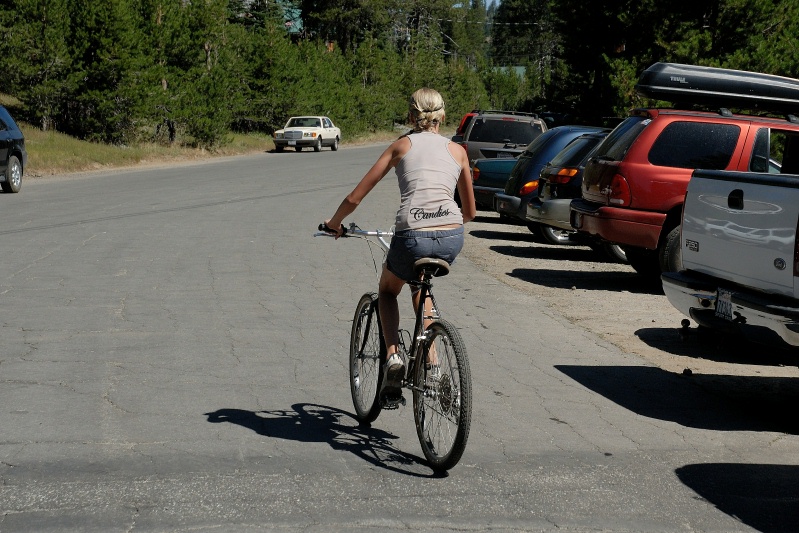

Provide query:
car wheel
left=659, top=225, right=682, bottom=273
left=314, top=137, right=322, bottom=152
left=526, top=222, right=544, bottom=237
left=588, top=240, right=628, bottom=263
left=541, top=225, right=576, bottom=246
left=295, top=146, right=303, bottom=152
left=2, top=155, right=22, bottom=193
left=623, top=246, right=660, bottom=278
left=604, top=243, right=627, bottom=263
left=331, top=137, right=339, bottom=151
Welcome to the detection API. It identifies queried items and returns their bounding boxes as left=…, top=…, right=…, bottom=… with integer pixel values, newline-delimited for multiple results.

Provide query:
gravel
left=461, top=212, right=799, bottom=381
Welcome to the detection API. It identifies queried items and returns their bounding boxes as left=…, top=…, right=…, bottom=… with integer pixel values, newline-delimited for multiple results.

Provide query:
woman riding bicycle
left=323, top=87, right=476, bottom=400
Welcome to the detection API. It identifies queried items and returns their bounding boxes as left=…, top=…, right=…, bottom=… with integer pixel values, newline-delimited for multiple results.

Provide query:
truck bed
left=680, top=169, right=799, bottom=298
left=663, top=168, right=799, bottom=349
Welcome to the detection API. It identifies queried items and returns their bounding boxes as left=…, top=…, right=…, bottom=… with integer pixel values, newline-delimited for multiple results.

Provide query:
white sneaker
left=381, top=353, right=405, bottom=398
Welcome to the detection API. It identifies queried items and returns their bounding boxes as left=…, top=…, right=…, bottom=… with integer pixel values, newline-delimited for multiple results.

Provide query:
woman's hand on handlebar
left=319, top=220, right=346, bottom=239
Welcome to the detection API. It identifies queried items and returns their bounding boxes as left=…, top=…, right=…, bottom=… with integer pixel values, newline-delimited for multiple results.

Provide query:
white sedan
left=273, top=116, right=341, bottom=152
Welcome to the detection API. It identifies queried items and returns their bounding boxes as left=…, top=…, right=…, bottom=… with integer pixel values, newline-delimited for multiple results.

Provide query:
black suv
left=0, top=105, right=27, bottom=193
left=452, top=110, right=547, bottom=164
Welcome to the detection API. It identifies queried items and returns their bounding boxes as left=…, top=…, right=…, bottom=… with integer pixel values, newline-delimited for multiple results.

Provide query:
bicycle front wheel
left=413, top=319, right=472, bottom=471
left=350, top=292, right=384, bottom=423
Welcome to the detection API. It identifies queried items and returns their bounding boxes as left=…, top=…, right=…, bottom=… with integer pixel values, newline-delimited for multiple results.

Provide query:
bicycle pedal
left=381, top=395, right=406, bottom=409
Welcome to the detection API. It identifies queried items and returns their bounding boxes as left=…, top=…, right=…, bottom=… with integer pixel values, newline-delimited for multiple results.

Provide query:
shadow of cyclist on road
left=205, top=403, right=442, bottom=477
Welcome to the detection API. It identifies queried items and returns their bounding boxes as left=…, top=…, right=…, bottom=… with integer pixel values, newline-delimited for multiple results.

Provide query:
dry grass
left=22, top=125, right=274, bottom=177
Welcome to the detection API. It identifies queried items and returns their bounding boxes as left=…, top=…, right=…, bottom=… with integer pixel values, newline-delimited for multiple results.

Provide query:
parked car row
left=572, top=62, right=799, bottom=279
left=460, top=63, right=799, bottom=281
left=495, top=125, right=607, bottom=241
left=463, top=121, right=626, bottom=261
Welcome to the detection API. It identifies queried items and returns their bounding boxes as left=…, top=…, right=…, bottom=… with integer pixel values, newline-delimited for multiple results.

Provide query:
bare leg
left=378, top=264, right=405, bottom=359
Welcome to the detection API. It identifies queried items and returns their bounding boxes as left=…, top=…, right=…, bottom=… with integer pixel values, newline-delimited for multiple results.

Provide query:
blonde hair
left=409, top=88, right=445, bottom=131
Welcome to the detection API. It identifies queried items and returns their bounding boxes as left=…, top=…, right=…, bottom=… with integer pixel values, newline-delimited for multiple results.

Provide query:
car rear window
left=648, top=122, right=739, bottom=169
left=457, top=114, right=475, bottom=136
left=510, top=130, right=557, bottom=179
left=468, top=118, right=543, bottom=144
left=549, top=134, right=605, bottom=167
left=590, top=116, right=650, bottom=162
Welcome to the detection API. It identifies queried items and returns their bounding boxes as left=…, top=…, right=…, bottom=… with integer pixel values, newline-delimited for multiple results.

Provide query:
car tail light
left=601, top=173, right=631, bottom=206
left=549, top=168, right=579, bottom=184
left=519, top=180, right=539, bottom=196
left=472, top=166, right=480, bottom=181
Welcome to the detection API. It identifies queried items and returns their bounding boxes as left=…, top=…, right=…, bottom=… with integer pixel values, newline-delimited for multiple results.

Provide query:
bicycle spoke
left=350, top=293, right=384, bottom=423
left=413, top=320, right=471, bottom=471
left=420, top=395, right=457, bottom=450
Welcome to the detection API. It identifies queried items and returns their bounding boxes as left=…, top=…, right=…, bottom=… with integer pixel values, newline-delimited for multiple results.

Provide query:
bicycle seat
left=413, top=258, right=450, bottom=278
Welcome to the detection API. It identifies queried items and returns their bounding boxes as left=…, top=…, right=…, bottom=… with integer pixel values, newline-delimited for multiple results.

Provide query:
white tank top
left=394, top=131, right=464, bottom=231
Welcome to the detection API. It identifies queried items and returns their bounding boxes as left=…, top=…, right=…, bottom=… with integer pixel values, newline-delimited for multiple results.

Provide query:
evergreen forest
left=1, top=0, right=797, bottom=149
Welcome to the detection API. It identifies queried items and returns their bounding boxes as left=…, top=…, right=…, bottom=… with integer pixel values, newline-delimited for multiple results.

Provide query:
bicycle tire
left=350, top=292, right=385, bottom=423
left=413, top=319, right=472, bottom=471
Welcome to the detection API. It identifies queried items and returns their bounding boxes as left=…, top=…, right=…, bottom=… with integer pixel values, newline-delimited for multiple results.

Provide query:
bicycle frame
left=318, top=221, right=472, bottom=470
left=399, top=272, right=441, bottom=392
left=315, top=222, right=442, bottom=389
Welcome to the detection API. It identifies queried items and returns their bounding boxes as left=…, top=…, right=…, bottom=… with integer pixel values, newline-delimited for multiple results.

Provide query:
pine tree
left=0, top=0, right=72, bottom=130
left=132, top=0, right=195, bottom=143
left=63, top=0, right=146, bottom=143
left=175, top=0, right=241, bottom=147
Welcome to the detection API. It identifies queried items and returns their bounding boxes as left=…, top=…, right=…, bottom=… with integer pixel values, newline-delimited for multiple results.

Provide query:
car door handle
left=728, top=189, right=744, bottom=210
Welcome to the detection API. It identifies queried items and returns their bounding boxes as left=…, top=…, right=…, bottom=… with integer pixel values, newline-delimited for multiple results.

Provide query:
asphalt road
left=1, top=144, right=797, bottom=532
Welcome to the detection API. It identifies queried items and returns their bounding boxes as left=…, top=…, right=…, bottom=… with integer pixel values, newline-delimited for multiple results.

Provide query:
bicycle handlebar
left=314, top=222, right=393, bottom=250
left=317, top=222, right=348, bottom=237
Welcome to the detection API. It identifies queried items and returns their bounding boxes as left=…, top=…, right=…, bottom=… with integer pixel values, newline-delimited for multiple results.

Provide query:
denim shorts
left=386, top=227, right=464, bottom=282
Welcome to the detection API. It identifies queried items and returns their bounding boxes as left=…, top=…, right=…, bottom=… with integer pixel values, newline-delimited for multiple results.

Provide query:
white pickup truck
left=662, top=168, right=799, bottom=349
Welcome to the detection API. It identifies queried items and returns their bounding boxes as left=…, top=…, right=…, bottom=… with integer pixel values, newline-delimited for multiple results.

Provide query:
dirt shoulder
left=462, top=212, right=799, bottom=380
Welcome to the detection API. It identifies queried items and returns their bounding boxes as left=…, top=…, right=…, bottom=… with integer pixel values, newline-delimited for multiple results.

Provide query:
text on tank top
left=394, top=131, right=463, bottom=231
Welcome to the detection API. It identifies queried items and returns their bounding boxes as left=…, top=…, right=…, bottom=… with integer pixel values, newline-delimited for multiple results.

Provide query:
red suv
left=570, top=65, right=799, bottom=278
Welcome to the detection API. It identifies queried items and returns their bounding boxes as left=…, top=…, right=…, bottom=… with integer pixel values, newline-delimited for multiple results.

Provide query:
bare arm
left=450, top=143, right=476, bottom=223
left=324, top=138, right=409, bottom=237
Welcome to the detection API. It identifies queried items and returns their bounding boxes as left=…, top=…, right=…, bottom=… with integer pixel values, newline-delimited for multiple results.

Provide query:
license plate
left=715, top=288, right=733, bottom=321
left=288, top=140, right=296, bottom=146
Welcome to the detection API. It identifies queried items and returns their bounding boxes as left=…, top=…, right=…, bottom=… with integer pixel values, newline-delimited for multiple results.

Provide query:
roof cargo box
left=635, top=62, right=799, bottom=114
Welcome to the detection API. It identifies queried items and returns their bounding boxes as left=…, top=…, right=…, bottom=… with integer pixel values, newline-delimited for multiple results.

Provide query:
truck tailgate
left=681, top=169, right=799, bottom=298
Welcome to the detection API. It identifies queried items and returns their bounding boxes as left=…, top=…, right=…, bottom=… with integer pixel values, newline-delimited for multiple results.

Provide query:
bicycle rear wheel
left=413, top=319, right=472, bottom=471
left=350, top=292, right=384, bottom=423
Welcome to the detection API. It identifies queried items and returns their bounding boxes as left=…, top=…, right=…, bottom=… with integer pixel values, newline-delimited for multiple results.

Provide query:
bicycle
left=316, top=222, right=472, bottom=471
